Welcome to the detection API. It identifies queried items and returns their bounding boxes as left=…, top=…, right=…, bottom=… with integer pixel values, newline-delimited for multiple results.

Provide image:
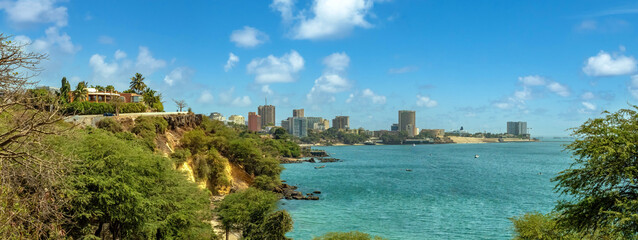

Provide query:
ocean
left=279, top=142, right=572, bottom=239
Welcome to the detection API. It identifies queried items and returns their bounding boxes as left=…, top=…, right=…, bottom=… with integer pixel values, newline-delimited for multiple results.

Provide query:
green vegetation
left=216, top=188, right=292, bottom=240
left=62, top=128, right=214, bottom=239
left=130, top=72, right=147, bottom=94
left=313, top=231, right=388, bottom=240
left=512, top=106, right=638, bottom=239
left=379, top=131, right=408, bottom=144
left=63, top=101, right=147, bottom=115
left=60, top=77, right=71, bottom=103
left=301, top=128, right=370, bottom=144
left=131, top=116, right=168, bottom=150
left=96, top=117, right=123, bottom=133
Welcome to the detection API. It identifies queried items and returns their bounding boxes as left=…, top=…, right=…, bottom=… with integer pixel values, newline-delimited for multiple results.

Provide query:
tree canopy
left=129, top=73, right=147, bottom=94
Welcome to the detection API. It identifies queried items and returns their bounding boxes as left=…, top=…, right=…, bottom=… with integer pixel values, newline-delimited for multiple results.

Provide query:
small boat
left=474, top=154, right=479, bottom=158
left=405, top=169, right=413, bottom=172
left=314, top=165, right=326, bottom=169
left=412, top=144, right=416, bottom=146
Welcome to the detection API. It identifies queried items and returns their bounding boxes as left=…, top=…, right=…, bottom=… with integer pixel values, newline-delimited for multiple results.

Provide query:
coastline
left=298, top=137, right=537, bottom=147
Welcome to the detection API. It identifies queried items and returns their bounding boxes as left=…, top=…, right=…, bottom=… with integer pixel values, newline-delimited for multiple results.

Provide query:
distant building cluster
left=205, top=102, right=532, bottom=140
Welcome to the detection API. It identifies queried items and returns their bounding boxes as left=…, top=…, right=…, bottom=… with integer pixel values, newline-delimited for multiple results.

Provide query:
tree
left=73, top=81, right=88, bottom=102
left=173, top=99, right=187, bottom=112
left=260, top=210, right=293, bottom=240
left=60, top=77, right=71, bottom=103
left=215, top=188, right=283, bottom=240
left=550, top=106, right=638, bottom=238
left=110, top=95, right=124, bottom=116
left=0, top=33, right=69, bottom=239
left=105, top=85, right=115, bottom=92
left=129, top=72, right=147, bottom=94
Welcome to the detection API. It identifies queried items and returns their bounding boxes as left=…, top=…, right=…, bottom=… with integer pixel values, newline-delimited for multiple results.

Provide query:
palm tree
left=73, top=81, right=88, bottom=102
left=105, top=85, right=115, bottom=92
left=129, top=73, right=147, bottom=94
left=142, top=88, right=157, bottom=106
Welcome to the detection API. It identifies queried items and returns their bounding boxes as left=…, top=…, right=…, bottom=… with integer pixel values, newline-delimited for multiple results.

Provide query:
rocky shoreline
left=280, top=157, right=341, bottom=164
left=275, top=183, right=320, bottom=200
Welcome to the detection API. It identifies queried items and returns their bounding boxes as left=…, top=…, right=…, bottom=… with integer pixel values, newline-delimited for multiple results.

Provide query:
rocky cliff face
left=163, top=113, right=204, bottom=130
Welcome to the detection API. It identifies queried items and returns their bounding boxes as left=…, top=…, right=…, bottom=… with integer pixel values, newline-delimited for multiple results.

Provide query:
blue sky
left=2, top=0, right=638, bottom=136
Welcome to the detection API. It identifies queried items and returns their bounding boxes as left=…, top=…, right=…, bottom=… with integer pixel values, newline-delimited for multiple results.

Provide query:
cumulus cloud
left=230, top=26, right=269, bottom=48
left=0, top=0, right=68, bottom=27
left=89, top=54, right=119, bottom=80
left=388, top=66, right=418, bottom=74
left=261, top=85, right=274, bottom=95
left=136, top=46, right=167, bottom=75
left=345, top=88, right=386, bottom=104
left=219, top=87, right=252, bottom=107
left=629, top=75, right=638, bottom=99
left=581, top=102, right=596, bottom=111
left=163, top=67, right=194, bottom=86
left=307, top=52, right=352, bottom=103
left=273, top=0, right=381, bottom=40
left=224, top=52, right=239, bottom=72
left=416, top=94, right=438, bottom=108
left=114, top=49, right=127, bottom=60
left=89, top=47, right=167, bottom=89
left=494, top=75, right=570, bottom=110
left=546, top=82, right=570, bottom=97
left=16, top=26, right=79, bottom=54
left=518, top=75, right=546, bottom=86
left=247, top=50, right=304, bottom=84
left=583, top=51, right=637, bottom=76
left=198, top=90, right=214, bottom=103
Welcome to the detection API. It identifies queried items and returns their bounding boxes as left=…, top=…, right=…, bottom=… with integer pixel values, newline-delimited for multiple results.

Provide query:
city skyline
left=3, top=0, right=638, bottom=136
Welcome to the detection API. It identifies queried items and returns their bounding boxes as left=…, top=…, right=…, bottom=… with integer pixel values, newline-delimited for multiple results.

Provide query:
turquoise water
left=279, top=142, right=572, bottom=239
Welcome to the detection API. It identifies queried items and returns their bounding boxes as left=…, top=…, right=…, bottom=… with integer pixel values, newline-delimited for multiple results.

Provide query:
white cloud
left=0, top=0, right=68, bottom=27
left=163, top=67, right=194, bottom=86
left=198, top=90, right=213, bottom=103
left=388, top=66, right=418, bottom=74
left=518, top=75, right=546, bottom=86
left=270, top=0, right=295, bottom=21
left=307, top=52, right=352, bottom=103
left=513, top=87, right=532, bottom=100
left=546, top=82, right=570, bottom=97
left=224, top=52, right=239, bottom=72
left=230, top=26, right=269, bottom=48
left=114, top=49, right=127, bottom=60
left=346, top=88, right=386, bottom=104
left=581, top=91, right=595, bottom=100
left=629, top=75, right=638, bottom=99
left=274, top=0, right=379, bottom=40
left=135, top=46, right=166, bottom=75
left=16, top=26, right=79, bottom=54
left=261, top=85, right=274, bottom=95
left=416, top=94, right=438, bottom=108
left=581, top=102, right=596, bottom=111
left=577, top=20, right=597, bottom=31
left=89, top=54, right=119, bottom=80
left=247, top=50, right=304, bottom=84
left=98, top=35, right=114, bottom=45
left=219, top=87, right=252, bottom=107
left=583, top=51, right=637, bottom=76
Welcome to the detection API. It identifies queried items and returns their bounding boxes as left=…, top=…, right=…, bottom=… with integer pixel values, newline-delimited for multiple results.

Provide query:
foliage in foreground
left=61, top=128, right=214, bottom=239
left=216, top=188, right=292, bottom=240
left=512, top=106, right=638, bottom=239
left=313, top=231, right=388, bottom=240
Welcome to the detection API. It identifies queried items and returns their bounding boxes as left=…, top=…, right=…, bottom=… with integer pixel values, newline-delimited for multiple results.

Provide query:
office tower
left=293, top=109, right=304, bottom=117
left=248, top=112, right=261, bottom=132
left=306, top=117, right=323, bottom=130
left=258, top=104, right=276, bottom=127
left=291, top=117, right=308, bottom=137
left=398, top=110, right=417, bottom=137
left=507, top=121, right=528, bottom=135
left=332, top=116, right=350, bottom=130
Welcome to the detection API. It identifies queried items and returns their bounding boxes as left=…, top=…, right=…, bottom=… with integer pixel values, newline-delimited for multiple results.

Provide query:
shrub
left=313, top=231, right=388, bottom=240
left=96, top=118, right=122, bottom=133
left=253, top=175, right=280, bottom=191
left=171, top=149, right=191, bottom=166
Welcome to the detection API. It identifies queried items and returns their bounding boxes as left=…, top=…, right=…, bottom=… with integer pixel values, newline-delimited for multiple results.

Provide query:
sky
left=2, top=0, right=638, bottom=136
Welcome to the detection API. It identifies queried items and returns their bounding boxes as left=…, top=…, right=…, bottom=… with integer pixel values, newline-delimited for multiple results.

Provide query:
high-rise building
left=332, top=116, right=350, bottom=130
left=293, top=109, right=304, bottom=117
left=248, top=112, right=261, bottom=132
left=320, top=119, right=330, bottom=130
left=507, top=121, right=528, bottom=135
left=398, top=110, right=417, bottom=137
left=281, top=119, right=290, bottom=132
left=228, top=115, right=245, bottom=125
left=258, top=104, right=276, bottom=127
left=291, top=117, right=308, bottom=138
left=306, top=117, right=323, bottom=130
